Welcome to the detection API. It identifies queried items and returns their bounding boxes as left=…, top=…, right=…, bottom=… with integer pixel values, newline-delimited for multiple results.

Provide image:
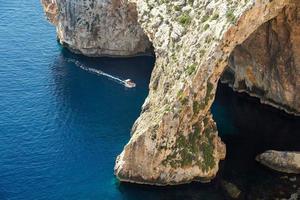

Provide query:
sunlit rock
left=41, top=0, right=152, bottom=56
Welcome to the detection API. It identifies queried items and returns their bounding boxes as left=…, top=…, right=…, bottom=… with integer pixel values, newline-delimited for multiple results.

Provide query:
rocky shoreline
left=41, top=0, right=300, bottom=186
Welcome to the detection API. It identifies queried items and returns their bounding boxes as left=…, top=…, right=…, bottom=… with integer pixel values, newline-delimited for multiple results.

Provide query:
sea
left=0, top=1, right=299, bottom=199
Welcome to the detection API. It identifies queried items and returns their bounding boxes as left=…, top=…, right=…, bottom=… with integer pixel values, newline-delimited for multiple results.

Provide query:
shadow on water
left=117, top=181, right=223, bottom=200
left=49, top=49, right=299, bottom=199
left=3, top=42, right=298, bottom=199
left=212, top=83, right=300, bottom=199
left=113, top=82, right=300, bottom=200
left=49, top=48, right=155, bottom=132
left=50, top=48, right=155, bottom=106
left=47, top=49, right=224, bottom=200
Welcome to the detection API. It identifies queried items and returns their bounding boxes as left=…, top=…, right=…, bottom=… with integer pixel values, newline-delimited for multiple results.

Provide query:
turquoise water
left=1, top=1, right=299, bottom=199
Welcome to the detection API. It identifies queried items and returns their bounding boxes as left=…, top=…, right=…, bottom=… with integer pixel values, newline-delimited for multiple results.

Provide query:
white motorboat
left=124, top=79, right=136, bottom=88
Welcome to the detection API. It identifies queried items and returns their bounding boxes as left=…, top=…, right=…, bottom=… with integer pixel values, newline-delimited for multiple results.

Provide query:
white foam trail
left=66, top=58, right=125, bottom=86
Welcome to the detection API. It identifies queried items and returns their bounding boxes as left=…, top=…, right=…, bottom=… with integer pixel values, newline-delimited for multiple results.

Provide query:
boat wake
left=66, top=58, right=135, bottom=88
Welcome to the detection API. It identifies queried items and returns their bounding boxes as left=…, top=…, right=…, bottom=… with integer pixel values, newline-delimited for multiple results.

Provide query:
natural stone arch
left=42, top=0, right=298, bottom=186
left=115, top=0, right=296, bottom=185
left=222, top=5, right=300, bottom=116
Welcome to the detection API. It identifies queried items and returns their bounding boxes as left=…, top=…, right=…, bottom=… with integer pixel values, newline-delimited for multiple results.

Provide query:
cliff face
left=42, top=0, right=299, bottom=185
left=41, top=0, right=58, bottom=24
left=41, top=0, right=152, bottom=56
left=114, top=0, right=295, bottom=185
left=222, top=6, right=300, bottom=115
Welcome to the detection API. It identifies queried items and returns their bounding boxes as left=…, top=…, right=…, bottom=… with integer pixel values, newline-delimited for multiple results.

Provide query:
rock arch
left=114, top=0, right=298, bottom=185
left=41, top=0, right=298, bottom=186
left=223, top=5, right=300, bottom=115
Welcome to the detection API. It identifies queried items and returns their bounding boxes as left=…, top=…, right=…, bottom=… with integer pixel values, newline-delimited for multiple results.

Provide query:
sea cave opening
left=208, top=8, right=300, bottom=198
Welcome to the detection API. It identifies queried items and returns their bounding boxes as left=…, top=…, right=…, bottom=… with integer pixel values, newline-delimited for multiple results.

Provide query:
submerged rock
left=288, top=193, right=299, bottom=200
left=285, top=189, right=300, bottom=200
left=256, top=150, right=300, bottom=174
left=221, top=180, right=241, bottom=199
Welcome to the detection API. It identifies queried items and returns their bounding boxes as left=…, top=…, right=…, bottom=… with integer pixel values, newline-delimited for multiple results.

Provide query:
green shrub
left=178, top=13, right=192, bottom=26
left=226, top=10, right=236, bottom=23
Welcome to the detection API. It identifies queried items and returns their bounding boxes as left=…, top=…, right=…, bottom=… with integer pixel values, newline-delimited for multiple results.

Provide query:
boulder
left=256, top=150, right=300, bottom=174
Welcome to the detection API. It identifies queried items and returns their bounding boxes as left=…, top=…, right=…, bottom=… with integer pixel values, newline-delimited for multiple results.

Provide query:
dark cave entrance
left=219, top=6, right=299, bottom=116
left=212, top=7, right=300, bottom=162
left=211, top=80, right=300, bottom=199
left=208, top=8, right=300, bottom=198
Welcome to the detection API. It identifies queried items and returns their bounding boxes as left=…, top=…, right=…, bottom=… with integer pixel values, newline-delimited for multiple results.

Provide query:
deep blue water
left=0, top=1, right=299, bottom=200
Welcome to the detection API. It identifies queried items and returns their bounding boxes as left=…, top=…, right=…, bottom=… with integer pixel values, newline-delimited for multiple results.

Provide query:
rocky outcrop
left=41, top=0, right=58, bottom=24
left=41, top=0, right=152, bottom=57
left=115, top=0, right=296, bottom=185
left=256, top=150, right=300, bottom=174
left=42, top=0, right=299, bottom=186
left=222, top=6, right=300, bottom=115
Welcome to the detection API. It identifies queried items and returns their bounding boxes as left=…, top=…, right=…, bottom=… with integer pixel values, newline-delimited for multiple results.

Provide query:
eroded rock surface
left=115, top=0, right=295, bottom=185
left=41, top=0, right=58, bottom=24
left=256, top=150, right=300, bottom=174
left=42, top=0, right=299, bottom=186
left=41, top=0, right=152, bottom=56
left=222, top=5, right=300, bottom=115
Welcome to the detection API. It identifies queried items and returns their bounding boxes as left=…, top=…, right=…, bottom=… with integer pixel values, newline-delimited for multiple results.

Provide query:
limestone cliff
left=42, top=0, right=299, bottom=185
left=222, top=6, right=300, bottom=115
left=114, top=0, right=296, bottom=185
left=41, top=0, right=152, bottom=56
left=41, top=0, right=58, bottom=25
